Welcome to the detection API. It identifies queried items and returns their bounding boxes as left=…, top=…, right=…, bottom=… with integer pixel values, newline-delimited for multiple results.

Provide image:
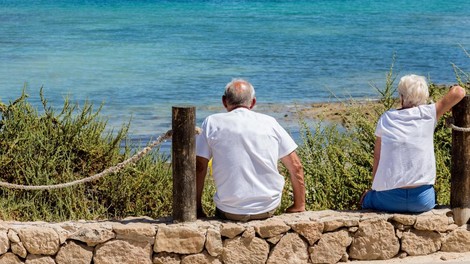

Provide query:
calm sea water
left=1, top=0, right=470, bottom=151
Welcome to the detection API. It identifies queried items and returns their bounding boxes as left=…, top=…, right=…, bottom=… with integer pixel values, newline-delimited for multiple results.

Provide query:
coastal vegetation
left=0, top=54, right=468, bottom=221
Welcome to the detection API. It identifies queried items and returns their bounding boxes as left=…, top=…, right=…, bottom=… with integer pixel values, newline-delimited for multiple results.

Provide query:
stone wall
left=0, top=208, right=469, bottom=264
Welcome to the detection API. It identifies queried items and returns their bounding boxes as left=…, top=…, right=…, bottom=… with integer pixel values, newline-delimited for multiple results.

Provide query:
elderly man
left=196, top=78, right=305, bottom=221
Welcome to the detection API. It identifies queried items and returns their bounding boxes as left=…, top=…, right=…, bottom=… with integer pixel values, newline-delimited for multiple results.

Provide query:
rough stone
left=220, top=223, right=245, bottom=238
left=349, top=219, right=399, bottom=260
left=0, top=229, right=9, bottom=255
left=113, top=223, right=156, bottom=244
left=152, top=252, right=181, bottom=264
left=289, top=220, right=323, bottom=245
left=154, top=226, right=205, bottom=254
left=414, top=214, right=449, bottom=232
left=441, top=228, right=470, bottom=252
left=309, top=229, right=352, bottom=264
left=392, top=214, right=416, bottom=226
left=322, top=219, right=344, bottom=232
left=254, top=219, right=290, bottom=238
left=401, top=229, right=441, bottom=256
left=11, top=242, right=28, bottom=258
left=205, top=228, right=223, bottom=257
left=69, top=225, right=115, bottom=246
left=17, top=226, right=59, bottom=255
left=0, top=252, right=23, bottom=264
left=267, top=232, right=309, bottom=264
left=222, top=236, right=269, bottom=264
left=55, top=240, right=93, bottom=264
left=25, top=254, right=56, bottom=264
left=94, top=239, right=152, bottom=264
left=8, top=229, right=21, bottom=243
left=266, top=234, right=283, bottom=244
left=181, top=251, right=222, bottom=264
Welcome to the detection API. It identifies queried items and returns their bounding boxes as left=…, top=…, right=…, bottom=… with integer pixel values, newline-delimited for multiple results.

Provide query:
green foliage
left=0, top=88, right=172, bottom=221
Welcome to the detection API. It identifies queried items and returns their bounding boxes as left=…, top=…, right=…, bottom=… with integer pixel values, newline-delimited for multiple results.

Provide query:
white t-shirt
left=372, top=104, right=437, bottom=191
left=196, top=108, right=298, bottom=214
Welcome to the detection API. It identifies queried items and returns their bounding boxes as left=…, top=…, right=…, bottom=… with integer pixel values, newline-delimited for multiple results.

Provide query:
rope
left=446, top=117, right=470, bottom=132
left=0, top=127, right=201, bottom=190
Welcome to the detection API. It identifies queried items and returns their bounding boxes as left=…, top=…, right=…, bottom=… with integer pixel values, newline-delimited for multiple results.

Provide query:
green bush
left=0, top=89, right=172, bottom=221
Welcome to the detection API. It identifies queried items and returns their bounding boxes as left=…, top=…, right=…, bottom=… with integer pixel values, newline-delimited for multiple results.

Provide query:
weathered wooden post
left=172, top=106, right=196, bottom=222
left=451, top=96, right=470, bottom=226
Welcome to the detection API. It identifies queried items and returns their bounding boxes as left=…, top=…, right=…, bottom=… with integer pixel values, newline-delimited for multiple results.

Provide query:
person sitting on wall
left=361, top=74, right=466, bottom=213
left=196, top=78, right=306, bottom=221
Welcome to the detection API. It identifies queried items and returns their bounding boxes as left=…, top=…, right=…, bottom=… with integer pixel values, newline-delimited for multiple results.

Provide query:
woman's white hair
left=398, top=74, right=429, bottom=108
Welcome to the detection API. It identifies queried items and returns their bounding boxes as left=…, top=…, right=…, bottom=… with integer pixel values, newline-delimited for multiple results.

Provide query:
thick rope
left=446, top=117, right=470, bottom=132
left=0, top=127, right=201, bottom=190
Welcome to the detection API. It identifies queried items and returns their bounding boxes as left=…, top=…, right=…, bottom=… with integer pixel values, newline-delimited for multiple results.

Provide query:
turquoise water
left=1, top=0, right=469, bottom=147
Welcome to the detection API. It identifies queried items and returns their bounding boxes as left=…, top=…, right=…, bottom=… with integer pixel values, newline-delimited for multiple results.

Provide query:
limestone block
left=266, top=234, right=283, bottom=244
left=50, top=225, right=72, bottom=245
left=0, top=229, right=9, bottom=255
left=17, top=226, right=59, bottom=255
left=289, top=220, right=323, bottom=245
left=181, top=251, right=222, bottom=264
left=0, top=252, right=23, bottom=264
left=220, top=223, right=245, bottom=238
left=414, top=214, right=448, bottom=232
left=222, top=236, right=269, bottom=264
left=8, top=229, right=21, bottom=243
left=392, top=214, right=416, bottom=226
left=322, top=220, right=343, bottom=232
left=254, top=219, right=290, bottom=238
left=94, top=239, right=152, bottom=264
left=441, top=228, right=470, bottom=252
left=154, top=226, right=205, bottom=254
left=55, top=240, right=93, bottom=264
left=401, top=229, right=441, bottom=256
left=25, top=254, right=55, bottom=264
left=11, top=242, right=27, bottom=258
left=152, top=252, right=181, bottom=264
left=309, top=229, right=352, bottom=264
left=113, top=223, right=156, bottom=244
left=349, top=219, right=399, bottom=260
left=205, top=229, right=223, bottom=257
left=267, top=233, right=309, bottom=264
left=68, top=225, right=115, bottom=247
left=241, top=227, right=255, bottom=240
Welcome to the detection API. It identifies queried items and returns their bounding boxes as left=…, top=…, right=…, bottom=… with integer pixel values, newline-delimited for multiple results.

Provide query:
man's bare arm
left=281, top=151, right=306, bottom=213
left=196, top=156, right=209, bottom=218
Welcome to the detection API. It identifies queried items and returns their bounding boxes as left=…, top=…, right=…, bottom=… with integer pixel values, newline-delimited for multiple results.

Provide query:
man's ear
left=222, top=95, right=228, bottom=108
left=249, top=98, right=256, bottom=109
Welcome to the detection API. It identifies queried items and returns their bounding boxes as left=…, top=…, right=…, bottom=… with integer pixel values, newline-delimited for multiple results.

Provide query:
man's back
left=196, top=108, right=297, bottom=214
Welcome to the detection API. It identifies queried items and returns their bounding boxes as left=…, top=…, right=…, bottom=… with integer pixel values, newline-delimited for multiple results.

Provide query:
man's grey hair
left=224, top=78, right=256, bottom=107
left=398, top=74, right=429, bottom=108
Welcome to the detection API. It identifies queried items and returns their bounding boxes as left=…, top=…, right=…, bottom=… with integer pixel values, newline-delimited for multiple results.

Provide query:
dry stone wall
left=0, top=208, right=469, bottom=264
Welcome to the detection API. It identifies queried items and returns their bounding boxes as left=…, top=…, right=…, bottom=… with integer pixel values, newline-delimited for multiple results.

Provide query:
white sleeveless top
left=372, top=104, right=437, bottom=191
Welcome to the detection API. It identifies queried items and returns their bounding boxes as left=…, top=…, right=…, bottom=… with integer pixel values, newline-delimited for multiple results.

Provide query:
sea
left=1, top=0, right=469, bottom=153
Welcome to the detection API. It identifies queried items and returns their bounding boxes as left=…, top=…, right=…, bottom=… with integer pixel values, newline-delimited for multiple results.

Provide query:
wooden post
left=172, top=106, right=196, bottom=222
left=451, top=96, right=470, bottom=226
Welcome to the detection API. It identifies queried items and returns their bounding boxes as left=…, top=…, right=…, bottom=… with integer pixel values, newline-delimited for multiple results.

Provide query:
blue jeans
left=361, top=185, right=436, bottom=213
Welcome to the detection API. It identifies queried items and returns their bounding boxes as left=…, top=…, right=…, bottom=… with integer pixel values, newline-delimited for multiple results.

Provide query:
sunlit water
left=1, top=0, right=469, bottom=153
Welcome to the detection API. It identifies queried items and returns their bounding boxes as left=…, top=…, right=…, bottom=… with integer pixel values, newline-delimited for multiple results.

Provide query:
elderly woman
left=361, top=74, right=466, bottom=213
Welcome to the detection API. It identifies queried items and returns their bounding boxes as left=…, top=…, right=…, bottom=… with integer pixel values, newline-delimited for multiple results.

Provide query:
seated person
left=362, top=74, right=465, bottom=213
left=196, top=78, right=305, bottom=221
